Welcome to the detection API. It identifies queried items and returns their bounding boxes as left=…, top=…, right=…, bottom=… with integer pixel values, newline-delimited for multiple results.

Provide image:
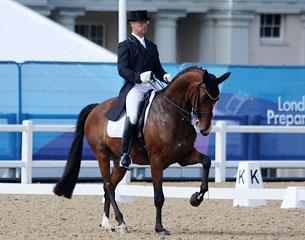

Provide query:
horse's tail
left=53, top=103, right=98, bottom=199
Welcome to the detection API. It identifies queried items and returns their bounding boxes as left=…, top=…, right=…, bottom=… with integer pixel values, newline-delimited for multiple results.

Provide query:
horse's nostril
left=200, top=129, right=209, bottom=136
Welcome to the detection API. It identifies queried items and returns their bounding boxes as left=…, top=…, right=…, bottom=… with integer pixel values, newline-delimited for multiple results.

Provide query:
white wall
left=250, top=15, right=301, bottom=65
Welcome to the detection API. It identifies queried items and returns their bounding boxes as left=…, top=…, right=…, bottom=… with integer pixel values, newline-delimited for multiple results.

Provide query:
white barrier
left=1, top=120, right=305, bottom=207
left=1, top=120, right=305, bottom=183
left=1, top=183, right=305, bottom=208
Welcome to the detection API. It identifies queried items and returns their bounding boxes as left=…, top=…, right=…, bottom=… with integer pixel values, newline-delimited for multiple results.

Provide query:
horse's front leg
left=180, top=149, right=211, bottom=207
left=150, top=160, right=170, bottom=235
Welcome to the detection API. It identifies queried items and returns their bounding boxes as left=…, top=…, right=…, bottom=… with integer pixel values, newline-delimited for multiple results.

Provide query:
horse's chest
left=170, top=139, right=193, bottom=156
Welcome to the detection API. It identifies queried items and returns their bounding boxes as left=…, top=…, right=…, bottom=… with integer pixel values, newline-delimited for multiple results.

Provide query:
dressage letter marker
left=250, top=169, right=259, bottom=184
left=233, top=161, right=267, bottom=207
left=238, top=170, right=245, bottom=184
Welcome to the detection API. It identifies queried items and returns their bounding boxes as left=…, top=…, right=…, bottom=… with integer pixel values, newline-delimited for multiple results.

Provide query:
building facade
left=17, top=0, right=305, bottom=65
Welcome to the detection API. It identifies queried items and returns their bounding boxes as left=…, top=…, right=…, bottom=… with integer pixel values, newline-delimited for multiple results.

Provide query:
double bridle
left=149, top=74, right=218, bottom=124
left=192, top=81, right=216, bottom=119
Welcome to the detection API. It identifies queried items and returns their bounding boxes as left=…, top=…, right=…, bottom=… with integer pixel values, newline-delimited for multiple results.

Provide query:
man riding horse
left=106, top=10, right=172, bottom=170
left=53, top=9, right=230, bottom=236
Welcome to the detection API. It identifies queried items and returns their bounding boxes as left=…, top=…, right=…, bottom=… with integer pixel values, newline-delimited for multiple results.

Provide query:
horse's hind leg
left=97, top=152, right=127, bottom=233
left=109, top=164, right=128, bottom=233
left=102, top=163, right=127, bottom=233
left=102, top=192, right=115, bottom=232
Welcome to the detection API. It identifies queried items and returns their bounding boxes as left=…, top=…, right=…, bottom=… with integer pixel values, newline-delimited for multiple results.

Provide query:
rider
left=106, top=10, right=172, bottom=170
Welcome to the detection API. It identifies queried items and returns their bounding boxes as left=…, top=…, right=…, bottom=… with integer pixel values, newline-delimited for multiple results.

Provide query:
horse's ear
left=217, top=72, right=231, bottom=84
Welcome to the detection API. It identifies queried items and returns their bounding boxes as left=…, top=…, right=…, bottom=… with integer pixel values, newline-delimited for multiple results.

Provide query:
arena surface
left=1, top=182, right=305, bottom=240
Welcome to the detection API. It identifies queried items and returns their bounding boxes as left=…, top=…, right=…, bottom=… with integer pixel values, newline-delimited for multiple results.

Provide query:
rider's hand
left=163, top=73, right=172, bottom=83
left=140, top=71, right=152, bottom=83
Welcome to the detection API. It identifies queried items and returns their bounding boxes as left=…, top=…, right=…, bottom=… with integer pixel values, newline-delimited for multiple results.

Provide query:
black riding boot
left=119, top=117, right=136, bottom=170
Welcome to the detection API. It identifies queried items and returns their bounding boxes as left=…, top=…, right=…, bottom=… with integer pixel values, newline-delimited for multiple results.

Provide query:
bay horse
left=53, top=66, right=230, bottom=235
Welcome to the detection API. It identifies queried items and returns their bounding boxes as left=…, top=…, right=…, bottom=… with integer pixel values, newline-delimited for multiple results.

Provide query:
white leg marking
left=102, top=213, right=115, bottom=232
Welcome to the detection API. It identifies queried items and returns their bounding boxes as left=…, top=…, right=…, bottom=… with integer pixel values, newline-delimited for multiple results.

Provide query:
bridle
left=149, top=73, right=218, bottom=124
left=191, top=81, right=217, bottom=119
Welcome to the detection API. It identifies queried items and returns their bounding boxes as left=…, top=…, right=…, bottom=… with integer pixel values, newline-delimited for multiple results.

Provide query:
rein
left=149, top=76, right=214, bottom=123
left=149, top=80, right=193, bottom=123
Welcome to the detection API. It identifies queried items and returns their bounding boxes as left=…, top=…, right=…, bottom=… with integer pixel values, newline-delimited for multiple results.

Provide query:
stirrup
left=119, top=154, right=131, bottom=171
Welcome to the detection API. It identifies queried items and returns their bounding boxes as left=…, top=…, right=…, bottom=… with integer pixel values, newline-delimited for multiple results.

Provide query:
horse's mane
left=160, top=66, right=204, bottom=92
left=171, top=66, right=204, bottom=83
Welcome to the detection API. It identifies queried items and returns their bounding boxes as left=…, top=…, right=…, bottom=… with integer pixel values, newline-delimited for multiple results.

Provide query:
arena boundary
left=1, top=120, right=305, bottom=208
left=1, top=120, right=305, bottom=184
left=0, top=183, right=305, bottom=208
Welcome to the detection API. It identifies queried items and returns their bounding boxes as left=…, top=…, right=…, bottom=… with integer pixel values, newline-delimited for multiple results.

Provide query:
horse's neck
left=164, top=72, right=198, bottom=110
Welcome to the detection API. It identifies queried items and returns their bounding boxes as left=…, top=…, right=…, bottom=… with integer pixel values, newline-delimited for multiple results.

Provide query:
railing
left=1, top=120, right=305, bottom=184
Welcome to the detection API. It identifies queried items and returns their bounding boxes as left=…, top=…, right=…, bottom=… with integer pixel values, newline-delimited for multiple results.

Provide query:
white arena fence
left=1, top=120, right=305, bottom=207
left=0, top=120, right=305, bottom=184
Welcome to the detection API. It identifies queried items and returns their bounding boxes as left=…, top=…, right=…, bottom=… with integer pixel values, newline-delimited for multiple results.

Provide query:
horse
left=53, top=66, right=230, bottom=235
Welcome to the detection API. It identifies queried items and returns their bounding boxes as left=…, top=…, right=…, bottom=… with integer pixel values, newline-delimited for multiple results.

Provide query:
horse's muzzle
left=200, top=126, right=211, bottom=136
left=200, top=130, right=209, bottom=136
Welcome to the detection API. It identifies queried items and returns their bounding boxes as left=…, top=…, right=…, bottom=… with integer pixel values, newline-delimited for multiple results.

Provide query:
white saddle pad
left=107, top=91, right=156, bottom=138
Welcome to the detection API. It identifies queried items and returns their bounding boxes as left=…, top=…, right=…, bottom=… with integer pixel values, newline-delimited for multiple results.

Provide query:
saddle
left=106, top=90, right=156, bottom=139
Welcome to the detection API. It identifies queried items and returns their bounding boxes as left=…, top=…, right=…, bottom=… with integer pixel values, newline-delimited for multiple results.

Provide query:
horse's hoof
left=100, top=224, right=115, bottom=232
left=156, top=228, right=171, bottom=236
left=117, top=223, right=128, bottom=234
left=190, top=192, right=203, bottom=207
left=101, top=215, right=115, bottom=232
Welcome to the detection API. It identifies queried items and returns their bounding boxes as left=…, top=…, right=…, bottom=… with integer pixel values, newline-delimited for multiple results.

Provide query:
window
left=75, top=24, right=105, bottom=46
left=260, top=14, right=281, bottom=39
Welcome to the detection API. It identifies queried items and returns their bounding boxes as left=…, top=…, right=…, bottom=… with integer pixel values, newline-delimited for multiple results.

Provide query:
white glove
left=140, top=71, right=152, bottom=83
left=163, top=73, right=172, bottom=83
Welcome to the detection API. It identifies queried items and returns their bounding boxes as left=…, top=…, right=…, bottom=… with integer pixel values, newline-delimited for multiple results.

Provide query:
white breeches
left=126, top=83, right=154, bottom=125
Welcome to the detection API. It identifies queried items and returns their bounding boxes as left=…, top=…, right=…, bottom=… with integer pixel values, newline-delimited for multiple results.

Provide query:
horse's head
left=191, top=69, right=230, bottom=136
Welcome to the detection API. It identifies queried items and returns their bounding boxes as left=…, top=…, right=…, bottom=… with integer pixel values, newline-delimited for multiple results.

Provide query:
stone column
left=300, top=14, right=305, bottom=64
left=52, top=9, right=85, bottom=32
left=154, top=10, right=186, bottom=63
left=198, top=14, right=215, bottom=64
left=212, top=11, right=254, bottom=65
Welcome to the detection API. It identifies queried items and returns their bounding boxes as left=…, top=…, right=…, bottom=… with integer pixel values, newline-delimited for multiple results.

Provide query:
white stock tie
left=140, top=39, right=146, bottom=48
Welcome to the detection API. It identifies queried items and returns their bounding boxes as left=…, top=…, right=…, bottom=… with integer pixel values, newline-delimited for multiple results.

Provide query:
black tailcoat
left=106, top=35, right=166, bottom=121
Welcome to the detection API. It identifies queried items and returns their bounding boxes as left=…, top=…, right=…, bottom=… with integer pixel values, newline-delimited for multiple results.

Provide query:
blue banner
left=0, top=62, right=304, bottom=161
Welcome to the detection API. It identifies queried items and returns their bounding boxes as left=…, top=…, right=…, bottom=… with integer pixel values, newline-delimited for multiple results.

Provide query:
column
left=154, top=10, right=186, bottom=63
left=212, top=11, right=254, bottom=65
left=300, top=14, right=305, bottom=64
left=198, top=14, right=215, bottom=64
left=52, top=9, right=85, bottom=32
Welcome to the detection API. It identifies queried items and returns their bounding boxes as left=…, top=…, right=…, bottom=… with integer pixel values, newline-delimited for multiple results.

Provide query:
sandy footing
left=0, top=182, right=305, bottom=240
